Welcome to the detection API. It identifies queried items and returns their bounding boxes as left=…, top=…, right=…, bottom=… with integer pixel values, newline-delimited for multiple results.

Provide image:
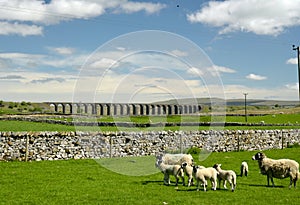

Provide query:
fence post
left=281, top=131, right=284, bottom=150
left=109, top=134, right=112, bottom=158
left=237, top=134, right=240, bottom=152
left=25, top=135, right=29, bottom=162
left=180, top=133, right=183, bottom=154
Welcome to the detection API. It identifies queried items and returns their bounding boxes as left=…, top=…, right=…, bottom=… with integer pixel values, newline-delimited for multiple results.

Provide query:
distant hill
left=154, top=98, right=299, bottom=107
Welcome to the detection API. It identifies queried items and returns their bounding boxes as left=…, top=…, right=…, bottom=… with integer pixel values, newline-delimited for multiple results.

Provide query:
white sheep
left=192, top=165, right=218, bottom=192
left=213, top=163, right=237, bottom=192
left=240, top=161, right=248, bottom=177
left=156, top=153, right=194, bottom=186
left=157, top=153, right=194, bottom=166
left=252, top=152, right=299, bottom=188
left=155, top=159, right=185, bottom=186
left=180, top=162, right=204, bottom=187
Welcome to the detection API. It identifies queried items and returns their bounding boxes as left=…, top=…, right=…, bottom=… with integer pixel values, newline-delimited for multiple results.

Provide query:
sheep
left=240, top=161, right=248, bottom=177
left=180, top=162, right=205, bottom=187
left=156, top=153, right=194, bottom=186
left=155, top=159, right=185, bottom=186
left=252, top=152, right=299, bottom=188
left=213, top=163, right=237, bottom=192
left=192, top=165, right=218, bottom=192
left=157, top=153, right=194, bottom=166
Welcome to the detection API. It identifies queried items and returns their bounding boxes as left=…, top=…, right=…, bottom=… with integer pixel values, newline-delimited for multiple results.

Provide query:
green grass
left=0, top=148, right=299, bottom=204
left=226, top=114, right=300, bottom=124
left=0, top=120, right=299, bottom=132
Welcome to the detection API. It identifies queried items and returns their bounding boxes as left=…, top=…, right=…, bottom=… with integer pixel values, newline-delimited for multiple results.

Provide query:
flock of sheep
left=155, top=151, right=299, bottom=192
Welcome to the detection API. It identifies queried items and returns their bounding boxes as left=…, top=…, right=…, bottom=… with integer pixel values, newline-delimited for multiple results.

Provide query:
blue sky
left=0, top=0, right=300, bottom=103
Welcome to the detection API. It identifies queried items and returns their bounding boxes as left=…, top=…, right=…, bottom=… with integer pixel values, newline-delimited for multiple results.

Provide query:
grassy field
left=0, top=148, right=299, bottom=204
left=0, top=120, right=300, bottom=132
left=1, top=112, right=300, bottom=132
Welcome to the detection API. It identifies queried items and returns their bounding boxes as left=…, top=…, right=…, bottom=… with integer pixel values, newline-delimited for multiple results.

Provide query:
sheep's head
left=192, top=165, right=198, bottom=173
left=181, top=162, right=188, bottom=169
left=213, top=163, right=221, bottom=169
left=192, top=165, right=205, bottom=173
left=252, top=152, right=266, bottom=161
left=155, top=159, right=163, bottom=168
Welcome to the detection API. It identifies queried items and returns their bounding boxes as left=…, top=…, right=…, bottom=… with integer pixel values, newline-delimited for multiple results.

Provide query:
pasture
left=0, top=113, right=300, bottom=132
left=0, top=148, right=299, bottom=204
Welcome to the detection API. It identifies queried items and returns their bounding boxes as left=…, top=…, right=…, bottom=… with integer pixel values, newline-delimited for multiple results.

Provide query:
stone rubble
left=0, top=130, right=299, bottom=161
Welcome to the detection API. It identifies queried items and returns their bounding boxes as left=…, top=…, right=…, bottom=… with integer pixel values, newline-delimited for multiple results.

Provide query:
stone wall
left=0, top=130, right=299, bottom=161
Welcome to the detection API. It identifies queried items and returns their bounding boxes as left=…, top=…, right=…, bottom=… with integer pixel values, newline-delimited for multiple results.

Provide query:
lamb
left=240, top=161, right=248, bottom=177
left=180, top=162, right=205, bottom=187
left=252, top=152, right=299, bottom=188
left=155, top=159, right=185, bottom=186
left=192, top=165, right=218, bottom=192
left=213, top=163, right=237, bottom=192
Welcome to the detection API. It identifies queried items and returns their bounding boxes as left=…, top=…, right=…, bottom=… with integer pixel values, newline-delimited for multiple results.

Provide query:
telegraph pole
left=292, top=45, right=300, bottom=102
left=243, top=93, right=248, bottom=122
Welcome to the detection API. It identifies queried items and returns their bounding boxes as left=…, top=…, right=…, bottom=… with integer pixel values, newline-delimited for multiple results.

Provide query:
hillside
left=155, top=97, right=299, bottom=106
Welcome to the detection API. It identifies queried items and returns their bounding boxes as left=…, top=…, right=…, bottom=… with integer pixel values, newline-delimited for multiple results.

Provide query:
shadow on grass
left=141, top=180, right=163, bottom=185
left=247, top=183, right=285, bottom=188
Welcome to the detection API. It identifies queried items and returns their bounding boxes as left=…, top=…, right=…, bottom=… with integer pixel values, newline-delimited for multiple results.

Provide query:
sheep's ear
left=219, top=164, right=222, bottom=167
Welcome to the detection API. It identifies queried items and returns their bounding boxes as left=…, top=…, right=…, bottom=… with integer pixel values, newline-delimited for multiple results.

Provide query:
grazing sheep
left=192, top=165, right=218, bottom=192
left=240, top=161, right=249, bottom=177
left=252, top=152, right=299, bottom=188
left=157, top=153, right=194, bottom=166
left=156, top=153, right=194, bottom=186
left=155, top=159, right=185, bottom=186
left=180, top=162, right=205, bottom=187
left=213, top=164, right=237, bottom=192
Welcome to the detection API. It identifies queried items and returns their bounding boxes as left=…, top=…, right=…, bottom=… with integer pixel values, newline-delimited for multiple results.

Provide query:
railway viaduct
left=46, top=102, right=201, bottom=116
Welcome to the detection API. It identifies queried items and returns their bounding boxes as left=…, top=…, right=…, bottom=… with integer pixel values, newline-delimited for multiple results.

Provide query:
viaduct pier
left=46, top=102, right=202, bottom=116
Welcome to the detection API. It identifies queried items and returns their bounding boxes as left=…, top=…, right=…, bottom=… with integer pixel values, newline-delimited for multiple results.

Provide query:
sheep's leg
left=175, top=176, right=179, bottom=186
left=267, top=175, right=275, bottom=187
left=230, top=181, right=234, bottom=192
left=289, top=178, right=292, bottom=189
left=187, top=175, right=192, bottom=187
left=289, top=176, right=296, bottom=189
left=181, top=175, right=185, bottom=186
left=211, top=179, right=217, bottom=191
left=270, top=176, right=275, bottom=187
left=202, top=179, right=207, bottom=192
left=164, top=173, right=170, bottom=185
left=223, top=180, right=227, bottom=189
left=196, top=180, right=200, bottom=191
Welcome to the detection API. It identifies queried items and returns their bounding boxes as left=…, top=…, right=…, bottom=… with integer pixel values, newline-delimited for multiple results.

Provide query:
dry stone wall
left=0, top=130, right=299, bottom=161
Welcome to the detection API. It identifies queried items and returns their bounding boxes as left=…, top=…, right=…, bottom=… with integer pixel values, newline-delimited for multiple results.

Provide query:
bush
left=287, top=143, right=300, bottom=149
left=187, top=146, right=201, bottom=155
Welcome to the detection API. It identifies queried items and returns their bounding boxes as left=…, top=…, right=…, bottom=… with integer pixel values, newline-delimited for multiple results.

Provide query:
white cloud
left=187, top=0, right=300, bottom=36
left=286, top=58, right=298, bottom=65
left=285, top=83, right=299, bottom=90
left=88, top=58, right=119, bottom=70
left=0, top=51, right=87, bottom=72
left=0, top=0, right=166, bottom=36
left=48, top=47, right=76, bottom=55
left=246, top=73, right=267, bottom=80
left=187, top=67, right=204, bottom=76
left=213, top=65, right=236, bottom=74
left=204, top=65, right=236, bottom=77
left=0, top=21, right=43, bottom=36
left=117, top=1, right=166, bottom=14
left=170, top=49, right=188, bottom=57
left=223, top=84, right=298, bottom=100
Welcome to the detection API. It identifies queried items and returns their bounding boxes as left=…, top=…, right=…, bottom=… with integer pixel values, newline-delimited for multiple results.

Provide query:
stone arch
left=173, top=105, right=179, bottom=115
